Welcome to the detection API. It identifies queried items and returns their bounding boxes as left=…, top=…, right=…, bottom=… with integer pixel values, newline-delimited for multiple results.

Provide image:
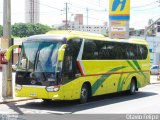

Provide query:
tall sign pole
left=65, top=3, right=68, bottom=30
left=2, top=0, right=13, bottom=98
left=109, top=0, right=130, bottom=39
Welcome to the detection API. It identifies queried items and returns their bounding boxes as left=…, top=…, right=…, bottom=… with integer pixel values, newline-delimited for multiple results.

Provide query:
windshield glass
left=18, top=42, right=61, bottom=73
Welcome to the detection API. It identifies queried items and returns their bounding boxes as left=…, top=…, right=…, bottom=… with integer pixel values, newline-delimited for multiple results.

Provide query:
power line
left=21, top=1, right=160, bottom=24
left=70, top=6, right=107, bottom=13
left=76, top=0, right=101, bottom=7
left=32, top=1, right=108, bottom=23
left=83, top=15, right=107, bottom=22
left=131, top=14, right=160, bottom=28
left=68, top=2, right=108, bottom=12
left=68, top=0, right=108, bottom=10
left=131, top=1, right=157, bottom=9
left=70, top=0, right=158, bottom=12
left=86, top=8, right=88, bottom=25
left=65, top=3, right=68, bottom=30
left=132, top=6, right=159, bottom=11
left=34, top=1, right=62, bottom=11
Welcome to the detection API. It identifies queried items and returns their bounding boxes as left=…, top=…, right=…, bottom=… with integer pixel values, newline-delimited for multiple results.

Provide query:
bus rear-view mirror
left=58, top=44, right=67, bottom=61
left=12, top=64, right=17, bottom=71
left=21, top=59, right=27, bottom=69
left=12, top=62, right=18, bottom=71
left=0, top=45, right=21, bottom=64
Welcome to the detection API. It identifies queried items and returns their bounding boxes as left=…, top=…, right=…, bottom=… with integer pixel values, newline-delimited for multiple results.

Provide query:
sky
left=0, top=0, right=160, bottom=29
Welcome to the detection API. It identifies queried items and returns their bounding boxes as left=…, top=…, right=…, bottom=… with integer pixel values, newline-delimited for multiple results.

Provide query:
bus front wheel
left=80, top=84, right=89, bottom=103
left=127, top=79, right=136, bottom=95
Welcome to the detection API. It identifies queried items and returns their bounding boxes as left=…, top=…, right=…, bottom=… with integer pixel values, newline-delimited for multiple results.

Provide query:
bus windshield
left=18, top=42, right=61, bottom=73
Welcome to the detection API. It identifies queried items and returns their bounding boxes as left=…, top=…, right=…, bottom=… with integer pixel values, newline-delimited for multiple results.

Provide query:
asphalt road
left=0, top=83, right=160, bottom=115
left=0, top=73, right=160, bottom=120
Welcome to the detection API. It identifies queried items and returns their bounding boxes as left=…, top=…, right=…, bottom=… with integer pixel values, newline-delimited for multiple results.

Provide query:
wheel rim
left=131, top=81, right=136, bottom=93
left=81, top=87, right=88, bottom=102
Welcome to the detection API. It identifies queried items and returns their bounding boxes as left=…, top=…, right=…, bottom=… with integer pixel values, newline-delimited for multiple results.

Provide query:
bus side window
left=82, top=40, right=98, bottom=60
left=139, top=45, right=148, bottom=60
left=62, top=39, right=82, bottom=84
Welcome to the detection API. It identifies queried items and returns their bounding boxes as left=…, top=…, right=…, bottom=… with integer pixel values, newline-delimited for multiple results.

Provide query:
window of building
left=157, top=26, right=160, bottom=32
left=157, top=22, right=160, bottom=25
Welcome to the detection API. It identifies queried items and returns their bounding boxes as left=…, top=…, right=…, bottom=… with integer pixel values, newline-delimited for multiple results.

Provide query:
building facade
left=25, top=0, right=40, bottom=24
left=156, top=21, right=160, bottom=37
left=54, top=14, right=108, bottom=35
left=68, top=22, right=107, bottom=34
left=146, top=36, right=160, bottom=66
left=74, top=14, right=83, bottom=25
left=55, top=22, right=107, bottom=35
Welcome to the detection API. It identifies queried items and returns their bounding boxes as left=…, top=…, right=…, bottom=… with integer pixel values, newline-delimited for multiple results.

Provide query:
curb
left=150, top=81, right=160, bottom=85
left=150, top=82, right=160, bottom=85
left=0, top=98, right=35, bottom=104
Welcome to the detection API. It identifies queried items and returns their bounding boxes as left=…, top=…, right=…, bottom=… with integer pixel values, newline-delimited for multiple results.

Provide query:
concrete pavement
left=0, top=97, right=34, bottom=104
left=0, top=72, right=160, bottom=104
left=150, top=75, right=160, bottom=84
left=0, top=72, right=34, bottom=104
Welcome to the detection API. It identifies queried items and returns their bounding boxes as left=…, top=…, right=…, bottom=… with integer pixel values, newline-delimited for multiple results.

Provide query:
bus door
left=62, top=39, right=82, bottom=100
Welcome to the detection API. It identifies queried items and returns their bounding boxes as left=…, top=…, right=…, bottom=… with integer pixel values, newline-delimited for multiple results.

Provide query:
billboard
left=109, top=0, right=130, bottom=21
left=109, top=0, right=130, bottom=39
left=1, top=36, right=9, bottom=49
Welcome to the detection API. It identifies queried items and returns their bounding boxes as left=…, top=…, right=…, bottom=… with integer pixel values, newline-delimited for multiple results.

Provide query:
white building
left=25, top=0, right=40, bottom=24
left=54, top=13, right=107, bottom=34
left=78, top=25, right=107, bottom=34
left=56, top=21, right=107, bottom=35
left=146, top=36, right=160, bottom=66
left=156, top=21, right=160, bottom=37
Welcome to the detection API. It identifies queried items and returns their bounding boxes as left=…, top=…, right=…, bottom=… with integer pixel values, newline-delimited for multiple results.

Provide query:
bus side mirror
left=12, top=64, right=17, bottom=70
left=5, top=45, right=21, bottom=61
left=21, top=59, right=27, bottom=69
left=58, top=44, right=67, bottom=61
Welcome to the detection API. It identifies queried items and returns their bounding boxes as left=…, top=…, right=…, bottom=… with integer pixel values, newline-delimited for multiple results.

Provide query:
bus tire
left=80, top=84, right=89, bottom=103
left=127, top=79, right=136, bottom=95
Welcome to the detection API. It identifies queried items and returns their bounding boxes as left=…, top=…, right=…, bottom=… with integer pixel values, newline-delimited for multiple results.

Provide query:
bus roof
left=46, top=30, right=106, bottom=40
left=27, top=30, right=148, bottom=45
left=47, top=30, right=148, bottom=45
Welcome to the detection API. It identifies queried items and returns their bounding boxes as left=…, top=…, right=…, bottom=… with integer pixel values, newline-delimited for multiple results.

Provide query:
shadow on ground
left=7, top=91, right=158, bottom=114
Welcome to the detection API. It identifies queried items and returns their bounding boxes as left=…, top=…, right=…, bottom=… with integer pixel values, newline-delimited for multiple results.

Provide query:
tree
left=12, top=23, right=29, bottom=37
left=33, top=23, right=53, bottom=35
left=0, top=25, right=3, bottom=37
left=12, top=23, right=53, bottom=37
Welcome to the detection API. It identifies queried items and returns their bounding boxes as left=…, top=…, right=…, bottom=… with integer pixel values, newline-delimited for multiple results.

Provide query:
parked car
left=150, top=65, right=160, bottom=75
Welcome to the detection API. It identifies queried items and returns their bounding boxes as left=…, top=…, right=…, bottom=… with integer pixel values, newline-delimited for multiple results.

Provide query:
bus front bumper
left=15, top=85, right=63, bottom=100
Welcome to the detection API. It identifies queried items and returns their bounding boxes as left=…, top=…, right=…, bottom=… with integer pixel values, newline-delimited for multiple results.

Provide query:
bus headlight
left=16, top=84, right=22, bottom=90
left=46, top=86, right=60, bottom=92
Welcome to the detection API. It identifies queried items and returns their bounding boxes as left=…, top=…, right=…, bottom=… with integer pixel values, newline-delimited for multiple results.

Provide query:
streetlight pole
left=2, top=0, right=13, bottom=98
left=145, top=17, right=160, bottom=40
left=65, top=3, right=68, bottom=30
left=145, top=0, right=160, bottom=39
left=86, top=8, right=89, bottom=25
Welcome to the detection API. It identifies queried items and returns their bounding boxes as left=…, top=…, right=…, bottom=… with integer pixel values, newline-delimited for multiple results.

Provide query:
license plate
left=29, top=93, right=37, bottom=97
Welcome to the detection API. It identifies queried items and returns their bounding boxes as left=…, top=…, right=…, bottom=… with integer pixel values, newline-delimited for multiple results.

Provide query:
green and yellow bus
left=6, top=31, right=150, bottom=103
